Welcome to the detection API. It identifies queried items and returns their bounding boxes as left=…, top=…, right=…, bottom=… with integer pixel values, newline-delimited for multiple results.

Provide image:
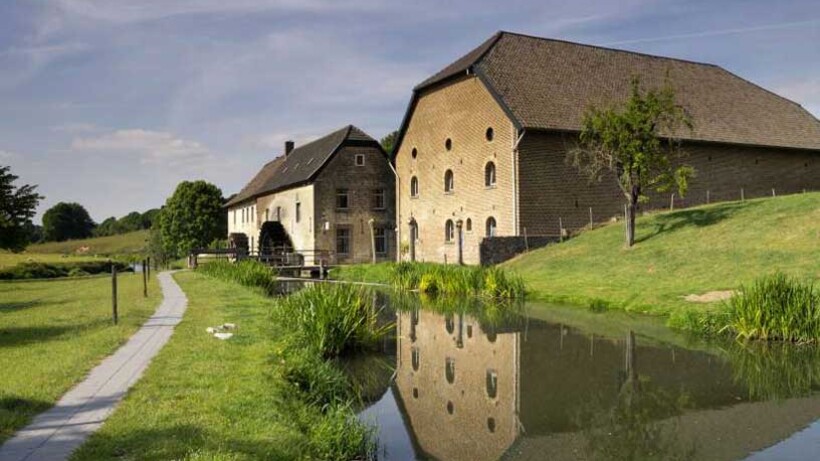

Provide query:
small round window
left=412, top=147, right=418, bottom=159
left=445, top=138, right=452, bottom=151
left=485, top=127, right=494, bottom=142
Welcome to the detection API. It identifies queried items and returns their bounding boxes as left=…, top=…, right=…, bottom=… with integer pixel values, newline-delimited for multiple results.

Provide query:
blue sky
left=1, top=0, right=818, bottom=222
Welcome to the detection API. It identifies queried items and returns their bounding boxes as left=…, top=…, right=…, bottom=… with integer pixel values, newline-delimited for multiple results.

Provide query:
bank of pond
left=193, top=261, right=820, bottom=460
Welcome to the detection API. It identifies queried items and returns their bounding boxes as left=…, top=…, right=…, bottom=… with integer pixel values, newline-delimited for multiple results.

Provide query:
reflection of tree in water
left=575, top=331, right=696, bottom=461
left=725, top=341, right=820, bottom=401
left=341, top=352, right=396, bottom=406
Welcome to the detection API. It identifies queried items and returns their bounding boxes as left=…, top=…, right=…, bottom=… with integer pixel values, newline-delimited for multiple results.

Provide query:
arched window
left=444, top=170, right=454, bottom=193
left=410, top=176, right=419, bottom=197
left=411, top=147, right=418, bottom=159
left=445, top=358, right=455, bottom=384
left=445, top=138, right=452, bottom=151
left=485, top=162, right=496, bottom=187
left=411, top=346, right=420, bottom=371
left=486, top=217, right=497, bottom=237
left=445, top=219, right=455, bottom=242
left=465, top=218, right=472, bottom=232
left=445, top=314, right=455, bottom=334
left=487, top=418, right=496, bottom=433
left=485, top=127, right=494, bottom=142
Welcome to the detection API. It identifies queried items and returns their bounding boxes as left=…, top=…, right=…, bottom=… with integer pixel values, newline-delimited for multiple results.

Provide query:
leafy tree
left=94, top=216, right=120, bottom=237
left=42, top=202, right=96, bottom=242
left=380, top=130, right=399, bottom=155
left=118, top=211, right=144, bottom=233
left=141, top=208, right=160, bottom=229
left=159, top=180, right=226, bottom=258
left=0, top=165, right=43, bottom=251
left=570, top=78, right=694, bottom=247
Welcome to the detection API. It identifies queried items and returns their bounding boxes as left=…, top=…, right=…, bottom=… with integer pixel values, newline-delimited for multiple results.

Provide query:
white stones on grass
left=205, top=323, right=237, bottom=340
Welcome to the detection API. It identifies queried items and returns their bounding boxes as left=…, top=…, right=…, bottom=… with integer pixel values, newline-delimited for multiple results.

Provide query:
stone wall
left=313, top=144, right=396, bottom=264
left=518, top=131, right=820, bottom=235
left=395, top=75, right=517, bottom=265
left=479, top=235, right=560, bottom=266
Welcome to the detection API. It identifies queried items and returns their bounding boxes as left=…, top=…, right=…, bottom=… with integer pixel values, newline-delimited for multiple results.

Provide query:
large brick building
left=393, top=31, right=820, bottom=265
left=226, top=125, right=396, bottom=264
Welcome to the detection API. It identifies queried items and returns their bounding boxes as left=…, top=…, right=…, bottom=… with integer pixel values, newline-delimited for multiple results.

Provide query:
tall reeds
left=724, top=273, right=819, bottom=342
left=391, top=262, right=526, bottom=298
left=196, top=259, right=278, bottom=295
left=273, top=284, right=394, bottom=359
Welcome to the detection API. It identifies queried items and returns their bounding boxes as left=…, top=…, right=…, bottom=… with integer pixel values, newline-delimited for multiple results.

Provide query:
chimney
left=284, top=140, right=294, bottom=157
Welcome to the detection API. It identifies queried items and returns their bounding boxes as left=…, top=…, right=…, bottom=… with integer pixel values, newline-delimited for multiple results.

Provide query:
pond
left=350, top=294, right=820, bottom=461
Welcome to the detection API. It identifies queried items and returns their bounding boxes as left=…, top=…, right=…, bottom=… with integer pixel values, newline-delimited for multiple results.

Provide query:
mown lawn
left=71, top=272, right=318, bottom=460
left=26, top=230, right=150, bottom=257
left=506, top=193, right=820, bottom=316
left=0, top=273, right=161, bottom=443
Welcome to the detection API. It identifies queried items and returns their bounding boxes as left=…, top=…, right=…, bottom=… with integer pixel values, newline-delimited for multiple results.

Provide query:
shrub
left=196, top=260, right=277, bottom=295
left=724, top=273, right=819, bottom=342
left=273, top=284, right=393, bottom=359
left=0, top=260, right=129, bottom=280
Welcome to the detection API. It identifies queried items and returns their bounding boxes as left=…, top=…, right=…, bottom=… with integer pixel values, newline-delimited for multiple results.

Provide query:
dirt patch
left=684, top=290, right=735, bottom=303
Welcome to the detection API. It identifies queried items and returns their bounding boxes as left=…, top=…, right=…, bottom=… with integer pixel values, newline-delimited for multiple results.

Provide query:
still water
left=351, top=295, right=820, bottom=461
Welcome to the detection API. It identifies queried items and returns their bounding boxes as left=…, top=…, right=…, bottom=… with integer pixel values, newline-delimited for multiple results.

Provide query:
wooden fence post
left=142, top=259, right=148, bottom=298
left=706, top=190, right=710, bottom=204
left=741, top=188, right=745, bottom=202
left=558, top=217, right=564, bottom=243
left=589, top=207, right=593, bottom=228
left=670, top=193, right=675, bottom=211
left=523, top=227, right=529, bottom=252
left=111, top=263, right=118, bottom=325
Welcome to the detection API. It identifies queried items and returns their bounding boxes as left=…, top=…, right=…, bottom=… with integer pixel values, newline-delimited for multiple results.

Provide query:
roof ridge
left=491, top=30, right=721, bottom=69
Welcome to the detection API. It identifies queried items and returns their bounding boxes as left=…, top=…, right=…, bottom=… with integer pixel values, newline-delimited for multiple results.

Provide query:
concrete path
left=0, top=271, right=188, bottom=461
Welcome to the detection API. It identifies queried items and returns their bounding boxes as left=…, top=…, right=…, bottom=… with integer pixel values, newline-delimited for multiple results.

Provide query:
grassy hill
left=505, top=193, right=820, bottom=317
left=26, top=230, right=149, bottom=256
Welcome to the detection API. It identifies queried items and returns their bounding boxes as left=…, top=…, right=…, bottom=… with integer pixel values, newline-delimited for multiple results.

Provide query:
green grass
left=71, top=272, right=375, bottom=461
left=0, top=274, right=162, bottom=443
left=506, top=193, right=820, bottom=317
left=0, top=251, right=103, bottom=270
left=197, top=259, right=278, bottom=295
left=27, top=230, right=150, bottom=257
left=335, top=261, right=526, bottom=298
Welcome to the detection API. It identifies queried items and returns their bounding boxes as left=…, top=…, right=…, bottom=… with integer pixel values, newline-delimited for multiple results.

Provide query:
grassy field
left=26, top=230, right=150, bottom=257
left=506, top=193, right=820, bottom=317
left=71, top=272, right=370, bottom=461
left=0, top=251, right=103, bottom=270
left=0, top=273, right=161, bottom=443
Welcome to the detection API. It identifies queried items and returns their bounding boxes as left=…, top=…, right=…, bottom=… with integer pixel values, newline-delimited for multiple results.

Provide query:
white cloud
left=71, top=129, right=213, bottom=166
left=51, top=122, right=100, bottom=133
left=0, top=149, right=18, bottom=161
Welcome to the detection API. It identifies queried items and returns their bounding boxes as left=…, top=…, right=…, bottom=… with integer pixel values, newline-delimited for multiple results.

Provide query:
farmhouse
left=226, top=125, right=396, bottom=264
left=393, top=31, right=820, bottom=265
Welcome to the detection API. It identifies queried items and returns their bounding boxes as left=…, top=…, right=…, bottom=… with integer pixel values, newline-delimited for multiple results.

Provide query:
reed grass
left=196, top=259, right=278, bottom=295
left=272, top=284, right=394, bottom=359
left=723, top=273, right=820, bottom=342
left=391, top=262, right=525, bottom=298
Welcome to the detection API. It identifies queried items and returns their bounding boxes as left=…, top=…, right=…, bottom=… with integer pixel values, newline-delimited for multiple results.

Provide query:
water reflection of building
left=379, top=306, right=820, bottom=460
left=393, top=309, right=520, bottom=461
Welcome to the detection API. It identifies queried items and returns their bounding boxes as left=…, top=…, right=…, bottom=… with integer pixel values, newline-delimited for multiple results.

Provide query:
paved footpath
left=0, top=271, right=188, bottom=461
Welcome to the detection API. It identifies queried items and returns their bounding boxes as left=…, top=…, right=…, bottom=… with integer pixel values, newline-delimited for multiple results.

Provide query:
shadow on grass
left=0, top=326, right=76, bottom=348
left=0, top=396, right=53, bottom=442
left=0, top=300, right=68, bottom=314
left=73, top=425, right=292, bottom=460
left=635, top=200, right=761, bottom=244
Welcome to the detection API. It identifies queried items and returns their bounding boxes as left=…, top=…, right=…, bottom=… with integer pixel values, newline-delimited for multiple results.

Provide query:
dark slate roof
left=226, top=125, right=380, bottom=207
left=407, top=31, right=820, bottom=151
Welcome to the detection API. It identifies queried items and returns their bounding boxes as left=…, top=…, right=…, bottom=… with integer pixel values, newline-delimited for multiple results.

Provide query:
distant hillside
left=505, top=193, right=820, bottom=315
left=27, top=230, right=150, bottom=257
